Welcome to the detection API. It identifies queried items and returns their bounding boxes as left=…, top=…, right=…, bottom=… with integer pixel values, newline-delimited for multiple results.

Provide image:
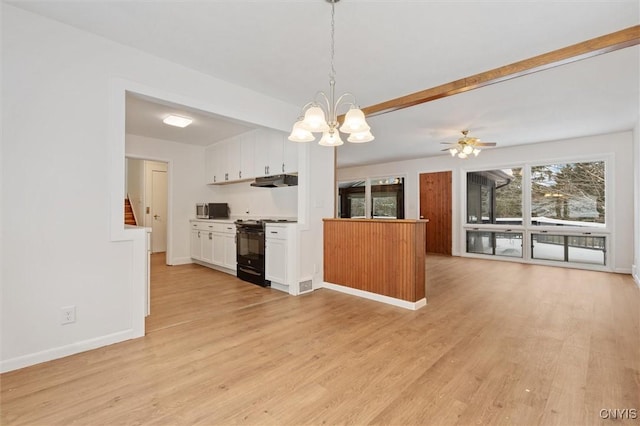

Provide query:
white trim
left=633, top=265, right=639, bottom=289
left=0, top=329, right=139, bottom=373
left=321, top=282, right=427, bottom=310
left=171, top=257, right=194, bottom=266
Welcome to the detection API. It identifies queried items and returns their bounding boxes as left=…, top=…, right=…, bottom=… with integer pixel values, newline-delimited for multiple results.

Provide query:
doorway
left=126, top=158, right=169, bottom=255
left=419, top=171, right=452, bottom=255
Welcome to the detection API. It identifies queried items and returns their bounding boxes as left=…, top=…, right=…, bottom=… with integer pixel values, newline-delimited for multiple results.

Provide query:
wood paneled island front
left=323, top=218, right=427, bottom=310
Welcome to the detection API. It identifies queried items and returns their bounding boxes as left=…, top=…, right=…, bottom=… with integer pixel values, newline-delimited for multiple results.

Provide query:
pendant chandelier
left=288, top=0, right=374, bottom=146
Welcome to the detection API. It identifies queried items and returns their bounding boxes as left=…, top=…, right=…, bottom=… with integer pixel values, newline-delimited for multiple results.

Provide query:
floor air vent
left=299, top=280, right=313, bottom=293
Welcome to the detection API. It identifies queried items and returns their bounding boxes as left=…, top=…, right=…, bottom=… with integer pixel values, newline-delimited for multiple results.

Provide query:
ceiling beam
left=357, top=25, right=640, bottom=118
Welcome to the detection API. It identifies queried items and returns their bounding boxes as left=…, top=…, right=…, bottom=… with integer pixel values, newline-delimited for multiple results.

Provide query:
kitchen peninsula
left=323, top=218, right=427, bottom=310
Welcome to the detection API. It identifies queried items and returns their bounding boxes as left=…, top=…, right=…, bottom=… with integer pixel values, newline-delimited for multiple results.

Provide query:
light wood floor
left=2, top=254, right=639, bottom=425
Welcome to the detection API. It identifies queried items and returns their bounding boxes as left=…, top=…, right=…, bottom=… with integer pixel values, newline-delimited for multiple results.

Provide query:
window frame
left=337, top=174, right=407, bottom=220
left=460, top=153, right=613, bottom=271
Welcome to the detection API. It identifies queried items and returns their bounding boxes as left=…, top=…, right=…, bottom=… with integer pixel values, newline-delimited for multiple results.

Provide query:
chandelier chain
left=330, top=0, right=336, bottom=80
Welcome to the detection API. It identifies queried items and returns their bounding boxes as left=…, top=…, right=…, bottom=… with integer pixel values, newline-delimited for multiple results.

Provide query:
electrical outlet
left=61, top=306, right=76, bottom=325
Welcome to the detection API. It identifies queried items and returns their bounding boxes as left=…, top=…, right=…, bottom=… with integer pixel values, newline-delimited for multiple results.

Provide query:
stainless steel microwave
left=196, top=203, right=229, bottom=219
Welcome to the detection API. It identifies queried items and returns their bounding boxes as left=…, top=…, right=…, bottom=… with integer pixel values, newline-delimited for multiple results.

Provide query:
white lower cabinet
left=190, top=229, right=204, bottom=261
left=265, top=238, right=287, bottom=284
left=190, top=220, right=236, bottom=272
left=202, top=230, right=214, bottom=264
left=265, top=223, right=298, bottom=294
left=223, top=234, right=237, bottom=270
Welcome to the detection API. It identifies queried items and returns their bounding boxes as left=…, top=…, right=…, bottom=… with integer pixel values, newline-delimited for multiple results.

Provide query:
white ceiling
left=8, top=0, right=639, bottom=167
left=126, top=94, right=257, bottom=146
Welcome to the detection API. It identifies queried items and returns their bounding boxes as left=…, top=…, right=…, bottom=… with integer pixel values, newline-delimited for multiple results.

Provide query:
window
left=530, top=161, right=605, bottom=227
left=464, top=159, right=608, bottom=269
left=531, top=234, right=606, bottom=265
left=467, top=231, right=523, bottom=258
left=467, top=168, right=522, bottom=225
left=338, top=176, right=405, bottom=219
left=371, top=177, right=404, bottom=219
left=338, top=181, right=366, bottom=218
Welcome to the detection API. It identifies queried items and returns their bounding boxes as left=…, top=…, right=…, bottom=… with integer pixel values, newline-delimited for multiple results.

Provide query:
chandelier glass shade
left=288, top=0, right=373, bottom=146
left=449, top=144, right=481, bottom=159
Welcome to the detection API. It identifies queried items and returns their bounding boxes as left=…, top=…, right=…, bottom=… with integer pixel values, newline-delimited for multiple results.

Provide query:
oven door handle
left=238, top=230, right=264, bottom=236
left=238, top=267, right=262, bottom=277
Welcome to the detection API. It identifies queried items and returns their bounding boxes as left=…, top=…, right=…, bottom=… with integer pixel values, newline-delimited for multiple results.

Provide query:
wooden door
left=419, top=171, right=452, bottom=255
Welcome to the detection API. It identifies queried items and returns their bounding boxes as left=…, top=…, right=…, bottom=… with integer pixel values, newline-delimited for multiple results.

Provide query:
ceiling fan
left=441, top=130, right=497, bottom=159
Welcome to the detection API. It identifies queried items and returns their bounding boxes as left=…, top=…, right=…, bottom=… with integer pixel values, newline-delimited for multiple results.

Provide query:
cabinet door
left=253, top=131, right=270, bottom=177
left=206, top=143, right=227, bottom=184
left=215, top=143, right=228, bottom=183
left=226, top=139, right=242, bottom=181
left=240, top=132, right=255, bottom=180
left=267, top=131, right=284, bottom=175
left=254, top=129, right=285, bottom=177
left=202, top=231, right=214, bottom=263
left=212, top=233, right=225, bottom=266
left=266, top=238, right=287, bottom=284
left=282, top=138, right=298, bottom=174
left=190, top=229, right=203, bottom=260
left=205, top=146, right=216, bottom=184
left=223, top=233, right=237, bottom=271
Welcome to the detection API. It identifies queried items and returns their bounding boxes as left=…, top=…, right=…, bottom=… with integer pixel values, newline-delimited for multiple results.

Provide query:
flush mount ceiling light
left=288, top=0, right=373, bottom=147
left=163, top=114, right=193, bottom=128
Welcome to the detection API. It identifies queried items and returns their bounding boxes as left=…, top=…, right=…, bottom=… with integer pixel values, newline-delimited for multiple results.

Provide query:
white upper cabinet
left=254, top=128, right=282, bottom=177
left=226, top=140, right=241, bottom=181
left=254, top=128, right=298, bottom=177
left=283, top=138, right=298, bottom=174
left=207, top=128, right=297, bottom=184
left=239, top=131, right=255, bottom=181
left=205, top=143, right=225, bottom=184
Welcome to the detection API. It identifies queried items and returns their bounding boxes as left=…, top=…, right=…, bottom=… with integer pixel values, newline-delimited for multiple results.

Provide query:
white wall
left=338, top=131, right=635, bottom=273
left=1, top=5, right=330, bottom=372
left=208, top=183, right=298, bottom=220
left=298, top=143, right=335, bottom=288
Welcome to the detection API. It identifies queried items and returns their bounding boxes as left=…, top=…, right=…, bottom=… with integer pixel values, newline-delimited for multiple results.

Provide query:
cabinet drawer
left=265, top=226, right=287, bottom=240
left=212, top=223, right=236, bottom=234
left=191, top=221, right=210, bottom=231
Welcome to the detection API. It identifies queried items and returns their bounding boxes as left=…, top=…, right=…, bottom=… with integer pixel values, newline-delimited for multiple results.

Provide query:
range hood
left=250, top=174, right=298, bottom=188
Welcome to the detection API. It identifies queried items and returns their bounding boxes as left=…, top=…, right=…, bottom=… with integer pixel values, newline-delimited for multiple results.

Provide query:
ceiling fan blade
left=441, top=148, right=452, bottom=151
left=474, top=142, right=497, bottom=147
left=440, top=142, right=455, bottom=144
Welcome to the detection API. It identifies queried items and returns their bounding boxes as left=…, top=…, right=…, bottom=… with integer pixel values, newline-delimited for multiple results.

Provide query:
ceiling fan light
left=288, top=120, right=316, bottom=142
left=473, top=148, right=481, bottom=156
left=462, top=145, right=474, bottom=155
left=449, top=148, right=458, bottom=157
left=347, top=130, right=374, bottom=143
left=318, top=131, right=344, bottom=147
left=301, top=106, right=330, bottom=132
left=458, top=152, right=468, bottom=159
left=339, top=107, right=370, bottom=133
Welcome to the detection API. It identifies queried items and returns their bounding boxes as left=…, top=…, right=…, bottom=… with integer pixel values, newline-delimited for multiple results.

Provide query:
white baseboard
left=0, top=329, right=140, bottom=373
left=321, top=282, right=427, bottom=310
left=170, top=257, right=193, bottom=266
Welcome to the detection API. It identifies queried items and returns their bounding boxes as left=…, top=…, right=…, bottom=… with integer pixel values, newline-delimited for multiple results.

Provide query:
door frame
left=126, top=154, right=173, bottom=263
